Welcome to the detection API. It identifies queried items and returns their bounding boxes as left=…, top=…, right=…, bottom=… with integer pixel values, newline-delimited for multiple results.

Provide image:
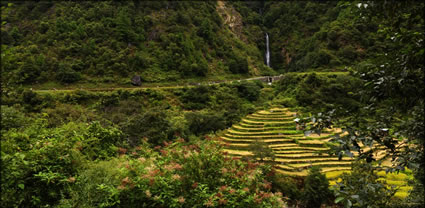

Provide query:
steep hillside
left=231, top=1, right=383, bottom=72
left=1, top=1, right=271, bottom=86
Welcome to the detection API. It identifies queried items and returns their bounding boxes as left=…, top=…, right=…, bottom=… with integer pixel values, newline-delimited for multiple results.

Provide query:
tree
left=249, top=140, right=275, bottom=162
left=302, top=166, right=333, bottom=208
left=333, top=161, right=396, bottom=208
left=300, top=1, right=424, bottom=206
left=124, top=109, right=173, bottom=146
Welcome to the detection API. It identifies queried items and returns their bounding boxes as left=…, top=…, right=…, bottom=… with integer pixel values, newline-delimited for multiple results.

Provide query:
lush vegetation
left=1, top=1, right=424, bottom=208
left=1, top=1, right=269, bottom=87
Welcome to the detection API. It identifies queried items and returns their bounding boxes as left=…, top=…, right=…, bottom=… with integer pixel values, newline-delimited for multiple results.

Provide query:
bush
left=60, top=139, right=287, bottom=207
left=56, top=63, right=81, bottom=84
left=124, top=109, right=173, bottom=146
left=185, top=111, right=226, bottom=136
left=302, top=166, right=333, bottom=208
left=236, top=81, right=263, bottom=102
left=229, top=56, right=249, bottom=74
left=333, top=161, right=396, bottom=208
left=180, top=86, right=211, bottom=110
left=0, top=105, right=27, bottom=130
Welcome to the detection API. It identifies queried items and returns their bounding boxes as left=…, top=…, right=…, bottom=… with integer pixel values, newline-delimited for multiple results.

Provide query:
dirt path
left=34, top=76, right=272, bottom=93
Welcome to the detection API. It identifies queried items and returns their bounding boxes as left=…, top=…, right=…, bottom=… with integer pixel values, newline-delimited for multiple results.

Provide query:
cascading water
left=265, top=33, right=270, bottom=67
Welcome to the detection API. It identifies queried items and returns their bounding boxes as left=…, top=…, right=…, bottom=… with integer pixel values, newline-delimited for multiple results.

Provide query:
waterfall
left=265, top=33, right=270, bottom=67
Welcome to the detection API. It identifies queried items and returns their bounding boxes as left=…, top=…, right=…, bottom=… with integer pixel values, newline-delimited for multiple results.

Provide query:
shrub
left=180, top=86, right=211, bottom=110
left=185, top=111, right=226, bottom=136
left=333, top=161, right=396, bottom=208
left=60, top=139, right=287, bottom=207
left=124, top=109, right=173, bottom=146
left=56, top=62, right=81, bottom=84
left=302, top=166, right=333, bottom=208
left=236, top=81, right=263, bottom=102
left=0, top=105, right=27, bottom=130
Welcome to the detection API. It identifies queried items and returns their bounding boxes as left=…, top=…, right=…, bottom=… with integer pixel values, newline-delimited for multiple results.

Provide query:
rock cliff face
left=216, top=1, right=244, bottom=41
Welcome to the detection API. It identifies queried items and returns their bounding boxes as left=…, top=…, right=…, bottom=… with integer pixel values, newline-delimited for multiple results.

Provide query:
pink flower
left=219, top=185, right=227, bottom=192
left=173, top=163, right=183, bottom=170
left=218, top=198, right=227, bottom=205
left=221, top=168, right=228, bottom=174
left=192, top=182, right=198, bottom=189
left=204, top=199, right=214, bottom=207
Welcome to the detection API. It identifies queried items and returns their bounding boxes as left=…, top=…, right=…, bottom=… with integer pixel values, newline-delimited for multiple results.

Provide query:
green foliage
left=302, top=166, right=333, bottom=208
left=180, top=86, right=211, bottom=110
left=124, top=108, right=173, bottom=146
left=2, top=1, right=267, bottom=86
left=1, top=105, right=27, bottom=130
left=60, top=139, right=287, bottom=207
left=248, top=140, right=275, bottom=162
left=185, top=111, right=226, bottom=136
left=333, top=162, right=396, bottom=208
left=1, top=119, right=126, bottom=207
left=274, top=72, right=361, bottom=112
left=229, top=55, right=249, bottom=74
left=236, top=81, right=263, bottom=102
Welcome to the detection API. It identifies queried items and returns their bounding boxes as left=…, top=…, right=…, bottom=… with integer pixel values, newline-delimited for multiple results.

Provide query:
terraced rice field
left=221, top=107, right=411, bottom=198
left=221, top=107, right=353, bottom=177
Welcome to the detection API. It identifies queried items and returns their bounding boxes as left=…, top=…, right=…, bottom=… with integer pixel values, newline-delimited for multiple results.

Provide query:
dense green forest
left=1, top=1, right=424, bottom=208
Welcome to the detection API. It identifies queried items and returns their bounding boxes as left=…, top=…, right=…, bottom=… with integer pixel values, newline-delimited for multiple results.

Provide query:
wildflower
left=173, top=163, right=183, bottom=170
left=143, top=137, right=149, bottom=142
left=229, top=188, right=236, bottom=194
left=218, top=198, right=227, bottom=205
left=160, top=149, right=168, bottom=156
left=204, top=199, right=214, bottom=207
left=145, top=190, right=152, bottom=198
left=275, top=192, right=283, bottom=197
left=262, top=180, right=272, bottom=190
left=254, top=196, right=263, bottom=204
left=177, top=196, right=185, bottom=204
left=192, top=182, right=198, bottom=189
left=243, top=187, right=249, bottom=192
left=138, top=157, right=146, bottom=163
left=67, top=177, right=76, bottom=183
left=221, top=167, right=228, bottom=174
left=121, top=177, right=130, bottom=185
left=149, top=178, right=155, bottom=186
left=118, top=147, right=127, bottom=155
left=219, top=185, right=227, bottom=192
left=153, top=195, right=160, bottom=201
left=172, top=174, right=181, bottom=181
left=177, top=138, right=185, bottom=143
left=183, top=152, right=192, bottom=158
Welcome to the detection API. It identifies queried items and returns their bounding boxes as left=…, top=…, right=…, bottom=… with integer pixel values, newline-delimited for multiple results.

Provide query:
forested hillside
left=1, top=1, right=397, bottom=87
left=1, top=1, right=424, bottom=208
left=231, top=1, right=384, bottom=72
left=1, top=1, right=270, bottom=86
